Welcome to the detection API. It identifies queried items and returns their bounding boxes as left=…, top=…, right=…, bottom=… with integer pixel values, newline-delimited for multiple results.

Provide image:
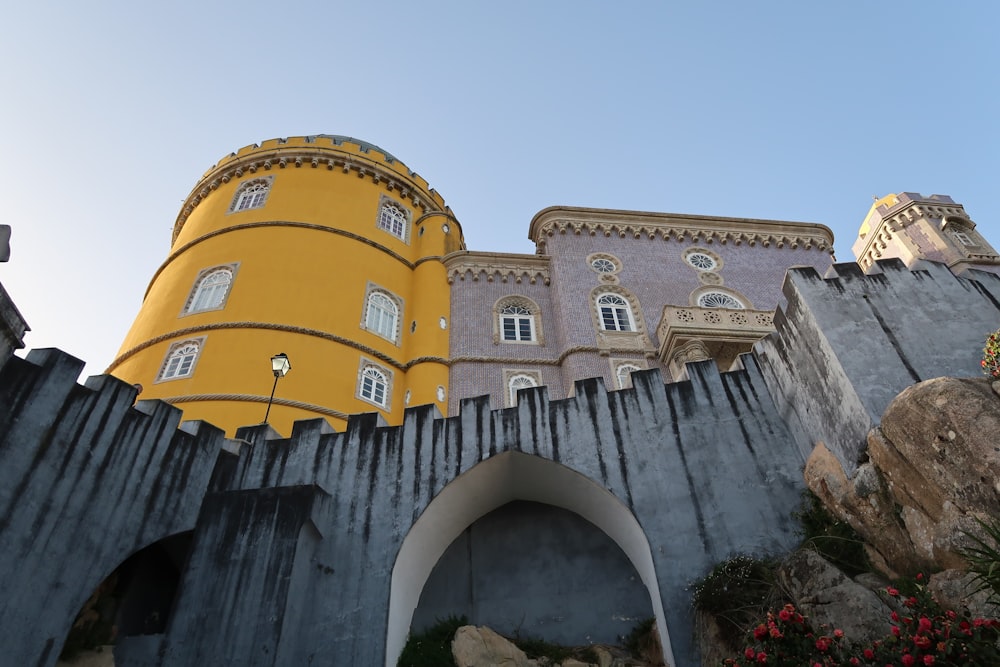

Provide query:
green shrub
left=982, top=329, right=1000, bottom=379
left=512, top=635, right=573, bottom=661
left=794, top=490, right=870, bottom=577
left=959, top=516, right=1000, bottom=606
left=691, top=554, right=778, bottom=645
left=622, top=616, right=655, bottom=655
left=396, top=615, right=467, bottom=667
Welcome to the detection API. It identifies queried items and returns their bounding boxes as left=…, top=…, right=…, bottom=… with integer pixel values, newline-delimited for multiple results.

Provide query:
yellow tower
left=109, top=136, right=464, bottom=435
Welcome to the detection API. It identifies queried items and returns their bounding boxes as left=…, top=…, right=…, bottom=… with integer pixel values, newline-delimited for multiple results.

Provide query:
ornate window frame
left=589, top=286, right=650, bottom=356
left=493, top=296, right=543, bottom=345
left=612, top=360, right=644, bottom=390
left=689, top=285, right=751, bottom=310
left=503, top=369, right=542, bottom=407
left=182, top=264, right=239, bottom=316
left=227, top=176, right=273, bottom=214
left=376, top=195, right=411, bottom=243
left=361, top=284, right=403, bottom=345
left=594, top=290, right=637, bottom=332
left=356, top=358, right=393, bottom=410
left=683, top=247, right=724, bottom=272
left=155, top=337, right=205, bottom=383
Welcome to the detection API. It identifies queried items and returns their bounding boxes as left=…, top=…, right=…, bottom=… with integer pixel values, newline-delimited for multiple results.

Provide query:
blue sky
left=2, top=2, right=998, bottom=377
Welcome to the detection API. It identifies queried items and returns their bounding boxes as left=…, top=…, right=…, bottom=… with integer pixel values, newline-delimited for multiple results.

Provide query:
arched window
left=365, top=291, right=399, bottom=342
left=616, top=363, right=642, bottom=390
left=596, top=293, right=634, bottom=331
left=697, top=292, right=744, bottom=309
left=157, top=339, right=202, bottom=382
left=499, top=302, right=535, bottom=342
left=186, top=268, right=233, bottom=314
left=359, top=365, right=389, bottom=407
left=229, top=178, right=271, bottom=212
left=377, top=198, right=408, bottom=240
left=507, top=373, right=538, bottom=406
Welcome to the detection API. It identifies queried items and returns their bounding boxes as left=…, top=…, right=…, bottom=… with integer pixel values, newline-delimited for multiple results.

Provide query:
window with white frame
left=358, top=364, right=390, bottom=408
left=364, top=290, right=400, bottom=342
left=953, top=230, right=976, bottom=247
left=697, top=291, right=744, bottom=309
left=500, top=302, right=535, bottom=342
left=156, top=339, right=203, bottom=382
left=185, top=266, right=235, bottom=314
left=615, top=363, right=642, bottom=389
left=507, top=373, right=538, bottom=406
left=596, top=293, right=634, bottom=331
left=229, top=178, right=272, bottom=213
left=376, top=197, right=409, bottom=241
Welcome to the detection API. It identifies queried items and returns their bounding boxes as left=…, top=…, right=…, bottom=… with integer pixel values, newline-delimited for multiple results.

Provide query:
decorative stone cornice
left=528, top=206, right=834, bottom=255
left=173, top=136, right=451, bottom=243
left=443, top=251, right=551, bottom=285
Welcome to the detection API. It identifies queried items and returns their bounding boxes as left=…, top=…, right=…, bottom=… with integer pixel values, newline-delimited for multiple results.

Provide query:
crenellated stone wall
left=756, top=258, right=1000, bottom=473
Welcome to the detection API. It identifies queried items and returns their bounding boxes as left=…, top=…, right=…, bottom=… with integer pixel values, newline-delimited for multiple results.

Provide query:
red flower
left=916, top=572, right=924, bottom=581
left=905, top=596, right=918, bottom=608
left=756, top=652, right=767, bottom=664
left=918, top=617, right=932, bottom=634
left=754, top=624, right=767, bottom=640
left=891, top=611, right=900, bottom=622
left=778, top=608, right=792, bottom=621
left=745, top=647, right=756, bottom=659
left=902, top=654, right=915, bottom=666
left=887, top=586, right=900, bottom=596
left=834, top=628, right=844, bottom=638
left=816, top=637, right=831, bottom=652
left=923, top=656, right=935, bottom=666
left=892, top=625, right=901, bottom=637
left=914, top=635, right=931, bottom=649
left=863, top=649, right=875, bottom=659
left=850, top=659, right=859, bottom=666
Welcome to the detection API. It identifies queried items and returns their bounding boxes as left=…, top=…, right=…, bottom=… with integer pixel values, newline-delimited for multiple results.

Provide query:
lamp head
left=271, top=352, right=291, bottom=378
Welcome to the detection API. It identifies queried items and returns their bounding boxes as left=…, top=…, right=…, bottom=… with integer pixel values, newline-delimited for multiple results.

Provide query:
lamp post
left=263, top=352, right=291, bottom=424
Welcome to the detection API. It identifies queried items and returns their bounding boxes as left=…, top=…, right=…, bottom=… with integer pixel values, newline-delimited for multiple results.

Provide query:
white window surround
left=596, top=293, right=634, bottom=331
left=376, top=195, right=410, bottom=242
left=156, top=338, right=205, bottom=383
left=697, top=291, right=745, bottom=309
left=493, top=297, right=543, bottom=345
left=504, top=371, right=541, bottom=407
left=361, top=285, right=403, bottom=344
left=683, top=247, right=723, bottom=272
left=615, top=363, right=643, bottom=390
left=586, top=253, right=622, bottom=275
left=228, top=177, right=273, bottom=213
left=357, top=360, right=392, bottom=409
left=953, top=230, right=976, bottom=247
left=183, top=265, right=237, bottom=315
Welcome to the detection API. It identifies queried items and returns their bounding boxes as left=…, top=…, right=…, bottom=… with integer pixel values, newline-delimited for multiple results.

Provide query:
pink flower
left=892, top=625, right=901, bottom=637
left=923, top=656, right=935, bottom=666
left=834, top=628, right=844, bottom=638
left=918, top=617, right=932, bottom=634
left=778, top=608, right=792, bottom=621
left=816, top=637, right=831, bottom=652
left=902, top=654, right=915, bottom=667
left=887, top=586, right=900, bottom=596
left=863, top=649, right=875, bottom=659
left=745, top=647, right=756, bottom=659
left=916, top=573, right=924, bottom=581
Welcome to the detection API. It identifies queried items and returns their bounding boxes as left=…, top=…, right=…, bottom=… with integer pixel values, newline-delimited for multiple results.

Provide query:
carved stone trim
left=657, top=305, right=775, bottom=376
left=165, top=393, right=349, bottom=421
left=174, top=141, right=448, bottom=243
left=443, top=251, right=551, bottom=285
left=108, top=321, right=450, bottom=374
left=528, top=206, right=834, bottom=255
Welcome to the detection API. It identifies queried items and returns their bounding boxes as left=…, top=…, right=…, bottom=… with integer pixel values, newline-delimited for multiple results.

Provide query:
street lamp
left=263, top=352, right=291, bottom=424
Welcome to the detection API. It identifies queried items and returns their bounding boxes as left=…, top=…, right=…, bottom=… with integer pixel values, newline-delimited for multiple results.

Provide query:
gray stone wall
left=756, top=258, right=1000, bottom=472
left=0, top=349, right=223, bottom=667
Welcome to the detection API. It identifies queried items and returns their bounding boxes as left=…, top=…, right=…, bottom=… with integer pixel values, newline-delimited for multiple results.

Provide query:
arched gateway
left=388, top=451, right=674, bottom=665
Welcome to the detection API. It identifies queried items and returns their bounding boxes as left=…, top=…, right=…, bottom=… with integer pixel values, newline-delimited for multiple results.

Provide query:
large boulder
left=452, top=626, right=533, bottom=667
left=777, top=550, right=893, bottom=644
left=806, top=377, right=1000, bottom=575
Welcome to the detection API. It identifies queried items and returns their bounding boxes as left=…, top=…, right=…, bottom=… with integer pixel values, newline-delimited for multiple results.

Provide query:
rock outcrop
left=452, top=626, right=533, bottom=667
left=806, top=377, right=1000, bottom=576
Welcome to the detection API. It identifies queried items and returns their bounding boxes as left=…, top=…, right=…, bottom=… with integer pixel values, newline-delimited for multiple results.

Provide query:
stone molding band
left=148, top=221, right=442, bottom=299
left=107, top=321, right=449, bottom=374
left=164, top=393, right=349, bottom=421
left=450, top=344, right=651, bottom=368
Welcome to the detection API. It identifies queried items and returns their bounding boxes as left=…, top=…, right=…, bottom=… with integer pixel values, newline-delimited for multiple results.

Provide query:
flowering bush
left=722, top=576, right=1000, bottom=666
left=983, top=329, right=1000, bottom=379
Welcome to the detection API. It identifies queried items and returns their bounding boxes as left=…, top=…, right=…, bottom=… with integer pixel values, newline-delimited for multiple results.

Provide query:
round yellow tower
left=109, top=135, right=464, bottom=435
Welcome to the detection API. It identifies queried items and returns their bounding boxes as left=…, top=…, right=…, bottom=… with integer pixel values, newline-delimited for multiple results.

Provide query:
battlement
left=175, top=135, right=450, bottom=236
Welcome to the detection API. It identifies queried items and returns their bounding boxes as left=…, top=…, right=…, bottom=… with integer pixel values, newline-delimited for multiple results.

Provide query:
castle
left=1, top=136, right=999, bottom=666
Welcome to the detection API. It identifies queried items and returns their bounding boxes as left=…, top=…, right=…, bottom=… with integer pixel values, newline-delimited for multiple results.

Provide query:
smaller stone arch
left=493, top=295, right=544, bottom=345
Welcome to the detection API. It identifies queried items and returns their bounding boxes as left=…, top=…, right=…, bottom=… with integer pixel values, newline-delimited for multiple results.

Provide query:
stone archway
left=386, top=451, right=674, bottom=666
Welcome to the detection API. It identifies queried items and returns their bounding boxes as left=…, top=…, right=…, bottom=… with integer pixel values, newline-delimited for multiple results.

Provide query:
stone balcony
left=656, top=306, right=775, bottom=379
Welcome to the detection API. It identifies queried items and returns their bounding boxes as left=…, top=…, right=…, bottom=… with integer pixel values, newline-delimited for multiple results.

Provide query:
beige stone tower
left=853, top=192, right=1000, bottom=276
